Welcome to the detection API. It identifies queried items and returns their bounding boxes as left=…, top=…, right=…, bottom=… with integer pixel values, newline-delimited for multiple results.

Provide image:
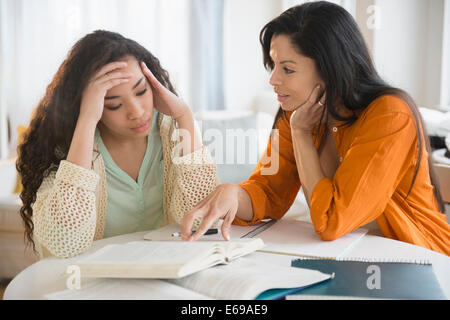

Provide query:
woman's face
left=100, top=55, right=154, bottom=140
left=269, top=34, right=325, bottom=112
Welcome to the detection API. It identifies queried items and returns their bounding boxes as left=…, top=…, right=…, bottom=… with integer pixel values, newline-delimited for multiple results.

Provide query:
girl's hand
left=290, top=84, right=326, bottom=133
left=79, top=61, right=132, bottom=126
left=140, top=61, right=190, bottom=120
left=180, top=184, right=241, bottom=242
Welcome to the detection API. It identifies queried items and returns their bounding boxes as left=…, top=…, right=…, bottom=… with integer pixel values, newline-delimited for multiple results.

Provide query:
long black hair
left=17, top=30, right=177, bottom=251
left=260, top=1, right=444, bottom=212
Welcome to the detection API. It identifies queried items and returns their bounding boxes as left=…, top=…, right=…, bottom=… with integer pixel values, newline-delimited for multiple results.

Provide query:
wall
left=223, top=0, right=449, bottom=112
left=370, top=0, right=445, bottom=108
left=441, top=0, right=450, bottom=107
left=223, top=0, right=281, bottom=112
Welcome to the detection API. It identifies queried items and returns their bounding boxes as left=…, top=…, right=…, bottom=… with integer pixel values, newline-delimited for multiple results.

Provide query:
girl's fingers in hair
left=140, top=61, right=163, bottom=90
left=94, top=61, right=128, bottom=81
left=103, top=77, right=130, bottom=91
left=98, top=70, right=133, bottom=85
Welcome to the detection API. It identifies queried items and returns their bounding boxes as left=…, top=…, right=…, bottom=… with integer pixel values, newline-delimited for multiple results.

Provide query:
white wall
left=441, top=0, right=450, bottom=108
left=358, top=0, right=446, bottom=108
left=224, top=0, right=449, bottom=112
left=424, top=0, right=445, bottom=108
left=223, top=0, right=281, bottom=112
left=373, top=0, right=427, bottom=106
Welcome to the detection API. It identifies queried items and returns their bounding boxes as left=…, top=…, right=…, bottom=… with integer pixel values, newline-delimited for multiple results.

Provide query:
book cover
left=289, top=258, right=447, bottom=300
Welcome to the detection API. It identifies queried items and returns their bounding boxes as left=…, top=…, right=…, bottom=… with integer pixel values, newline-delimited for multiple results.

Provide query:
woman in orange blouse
left=181, top=2, right=450, bottom=255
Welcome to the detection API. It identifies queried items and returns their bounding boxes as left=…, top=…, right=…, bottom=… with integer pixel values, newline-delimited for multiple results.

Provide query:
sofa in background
left=0, top=158, right=38, bottom=279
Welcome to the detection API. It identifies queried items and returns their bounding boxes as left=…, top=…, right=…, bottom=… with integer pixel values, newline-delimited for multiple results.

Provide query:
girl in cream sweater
left=17, top=30, right=218, bottom=259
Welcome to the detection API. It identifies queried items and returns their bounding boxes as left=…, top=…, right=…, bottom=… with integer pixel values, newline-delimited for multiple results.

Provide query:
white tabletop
left=4, top=230, right=450, bottom=300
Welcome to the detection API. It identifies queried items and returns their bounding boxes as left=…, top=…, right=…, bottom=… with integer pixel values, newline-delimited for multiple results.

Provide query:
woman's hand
left=68, top=62, right=131, bottom=169
left=289, top=85, right=328, bottom=207
left=79, top=61, right=132, bottom=126
left=290, top=84, right=326, bottom=133
left=180, top=184, right=243, bottom=242
left=140, top=61, right=190, bottom=120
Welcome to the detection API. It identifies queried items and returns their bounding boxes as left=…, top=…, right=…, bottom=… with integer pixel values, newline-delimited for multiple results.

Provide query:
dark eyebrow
left=104, top=77, right=145, bottom=100
left=280, top=60, right=297, bottom=65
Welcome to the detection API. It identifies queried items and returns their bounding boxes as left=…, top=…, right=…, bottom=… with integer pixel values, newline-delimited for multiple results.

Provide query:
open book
left=45, top=258, right=333, bottom=300
left=75, top=238, right=264, bottom=279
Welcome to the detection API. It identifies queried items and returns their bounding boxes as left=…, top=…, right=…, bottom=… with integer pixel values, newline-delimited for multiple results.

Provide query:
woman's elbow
left=318, top=231, right=340, bottom=241
left=316, top=226, right=346, bottom=241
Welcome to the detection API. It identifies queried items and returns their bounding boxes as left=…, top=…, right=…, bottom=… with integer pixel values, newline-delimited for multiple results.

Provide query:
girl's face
left=269, top=34, right=325, bottom=112
left=100, top=56, right=154, bottom=140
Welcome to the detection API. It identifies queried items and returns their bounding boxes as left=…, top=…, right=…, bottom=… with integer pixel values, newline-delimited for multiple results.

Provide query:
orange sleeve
left=233, top=112, right=301, bottom=226
left=310, top=101, right=417, bottom=240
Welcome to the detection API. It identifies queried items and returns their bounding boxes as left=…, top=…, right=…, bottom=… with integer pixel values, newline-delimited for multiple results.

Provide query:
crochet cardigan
left=32, top=113, right=219, bottom=258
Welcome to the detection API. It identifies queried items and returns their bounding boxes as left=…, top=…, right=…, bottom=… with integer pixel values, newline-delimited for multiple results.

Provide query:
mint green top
left=95, top=112, right=164, bottom=238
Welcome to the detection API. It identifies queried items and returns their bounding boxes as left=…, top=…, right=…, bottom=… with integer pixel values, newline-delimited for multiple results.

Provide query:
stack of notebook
left=287, top=258, right=446, bottom=300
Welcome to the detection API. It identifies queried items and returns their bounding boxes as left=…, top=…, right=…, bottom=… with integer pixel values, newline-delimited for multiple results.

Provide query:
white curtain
left=0, top=0, right=226, bottom=159
left=190, top=0, right=225, bottom=112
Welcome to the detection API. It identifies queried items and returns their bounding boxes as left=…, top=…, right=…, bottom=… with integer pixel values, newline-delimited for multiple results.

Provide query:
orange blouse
left=234, top=95, right=450, bottom=256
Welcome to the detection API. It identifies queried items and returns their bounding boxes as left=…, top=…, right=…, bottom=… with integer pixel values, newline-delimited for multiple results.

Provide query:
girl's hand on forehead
left=290, top=84, right=326, bottom=133
left=79, top=61, right=132, bottom=126
left=140, top=61, right=190, bottom=120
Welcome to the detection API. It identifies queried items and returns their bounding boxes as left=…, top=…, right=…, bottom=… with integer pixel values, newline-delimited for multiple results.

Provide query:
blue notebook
left=289, top=258, right=447, bottom=300
left=255, top=280, right=331, bottom=300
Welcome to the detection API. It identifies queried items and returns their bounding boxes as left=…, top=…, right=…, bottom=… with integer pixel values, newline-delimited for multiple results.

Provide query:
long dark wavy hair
left=260, top=2, right=444, bottom=212
left=16, top=30, right=177, bottom=251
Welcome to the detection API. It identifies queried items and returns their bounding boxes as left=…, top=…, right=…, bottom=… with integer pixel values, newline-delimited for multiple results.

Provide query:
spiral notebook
left=287, top=257, right=446, bottom=300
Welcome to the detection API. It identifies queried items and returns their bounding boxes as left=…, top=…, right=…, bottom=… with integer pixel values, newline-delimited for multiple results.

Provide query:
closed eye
left=104, top=84, right=147, bottom=111
left=136, top=86, right=147, bottom=97
left=283, top=67, right=294, bottom=74
left=105, top=104, right=121, bottom=111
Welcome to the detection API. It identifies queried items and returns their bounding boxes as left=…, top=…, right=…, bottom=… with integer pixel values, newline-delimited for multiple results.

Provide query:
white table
left=4, top=230, right=450, bottom=299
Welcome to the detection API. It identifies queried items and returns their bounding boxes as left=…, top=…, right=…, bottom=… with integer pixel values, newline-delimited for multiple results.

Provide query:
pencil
left=171, top=228, right=219, bottom=237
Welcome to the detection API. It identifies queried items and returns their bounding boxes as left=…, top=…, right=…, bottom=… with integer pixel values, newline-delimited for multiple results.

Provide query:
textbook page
left=75, top=239, right=264, bottom=278
left=77, top=241, right=218, bottom=265
left=44, top=278, right=212, bottom=300
left=257, top=220, right=368, bottom=258
left=169, top=257, right=332, bottom=300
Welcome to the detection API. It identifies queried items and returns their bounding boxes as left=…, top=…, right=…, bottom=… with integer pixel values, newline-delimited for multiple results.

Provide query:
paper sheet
left=256, top=220, right=367, bottom=258
left=44, top=278, right=212, bottom=300
left=169, top=257, right=331, bottom=300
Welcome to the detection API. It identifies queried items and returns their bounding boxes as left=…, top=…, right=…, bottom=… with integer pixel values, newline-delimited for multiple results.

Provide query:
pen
left=171, top=228, right=219, bottom=237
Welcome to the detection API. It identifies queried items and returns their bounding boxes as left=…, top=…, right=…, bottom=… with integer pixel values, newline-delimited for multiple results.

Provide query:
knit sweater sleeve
left=160, top=115, right=219, bottom=230
left=32, top=160, right=99, bottom=258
